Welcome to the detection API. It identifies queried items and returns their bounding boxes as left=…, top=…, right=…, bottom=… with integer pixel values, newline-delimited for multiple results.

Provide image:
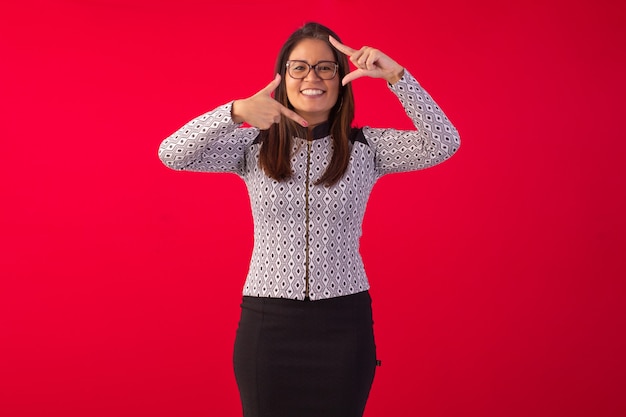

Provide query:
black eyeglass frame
left=285, top=60, right=339, bottom=80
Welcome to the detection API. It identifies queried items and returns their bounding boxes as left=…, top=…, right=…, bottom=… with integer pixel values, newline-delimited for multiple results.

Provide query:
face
left=285, top=38, right=340, bottom=126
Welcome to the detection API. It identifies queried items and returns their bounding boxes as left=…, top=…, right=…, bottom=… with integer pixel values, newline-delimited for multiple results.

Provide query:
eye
left=289, top=61, right=308, bottom=72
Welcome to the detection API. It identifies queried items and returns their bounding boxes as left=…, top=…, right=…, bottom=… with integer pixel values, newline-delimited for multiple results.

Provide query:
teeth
left=301, top=89, right=324, bottom=96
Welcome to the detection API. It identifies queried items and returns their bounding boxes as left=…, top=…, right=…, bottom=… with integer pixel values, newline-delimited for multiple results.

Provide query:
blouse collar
left=310, top=120, right=331, bottom=140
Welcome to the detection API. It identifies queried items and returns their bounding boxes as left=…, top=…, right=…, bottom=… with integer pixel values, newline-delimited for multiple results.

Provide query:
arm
left=366, top=70, right=461, bottom=177
left=328, top=36, right=460, bottom=176
left=158, top=75, right=309, bottom=174
left=158, top=102, right=258, bottom=175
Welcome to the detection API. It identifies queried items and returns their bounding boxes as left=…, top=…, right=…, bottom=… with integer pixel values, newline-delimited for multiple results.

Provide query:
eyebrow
left=287, top=59, right=337, bottom=64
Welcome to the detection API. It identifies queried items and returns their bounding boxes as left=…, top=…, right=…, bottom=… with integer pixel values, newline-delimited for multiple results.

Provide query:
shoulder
left=248, top=129, right=266, bottom=145
left=350, top=127, right=368, bottom=146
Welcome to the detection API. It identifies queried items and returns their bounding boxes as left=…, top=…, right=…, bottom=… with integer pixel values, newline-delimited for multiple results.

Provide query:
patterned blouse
left=158, top=70, right=460, bottom=300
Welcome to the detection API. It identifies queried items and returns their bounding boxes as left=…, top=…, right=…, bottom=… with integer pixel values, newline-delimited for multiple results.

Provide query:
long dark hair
left=258, top=22, right=355, bottom=187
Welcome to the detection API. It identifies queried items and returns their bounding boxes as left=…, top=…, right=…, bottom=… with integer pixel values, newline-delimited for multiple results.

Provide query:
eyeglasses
left=286, top=60, right=339, bottom=80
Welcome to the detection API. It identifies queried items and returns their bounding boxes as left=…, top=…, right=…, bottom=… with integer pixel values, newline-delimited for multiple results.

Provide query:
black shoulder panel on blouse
left=350, top=127, right=368, bottom=146
left=252, top=130, right=267, bottom=145
left=252, top=126, right=368, bottom=146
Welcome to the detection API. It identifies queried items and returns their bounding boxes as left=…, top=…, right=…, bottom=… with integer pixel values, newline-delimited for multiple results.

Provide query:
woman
left=159, top=22, right=460, bottom=417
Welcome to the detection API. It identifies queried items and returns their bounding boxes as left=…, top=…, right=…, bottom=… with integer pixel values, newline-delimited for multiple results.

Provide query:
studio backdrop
left=1, top=1, right=625, bottom=416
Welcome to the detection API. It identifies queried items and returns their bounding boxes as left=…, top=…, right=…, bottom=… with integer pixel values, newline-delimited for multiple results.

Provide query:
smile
left=301, top=89, right=325, bottom=96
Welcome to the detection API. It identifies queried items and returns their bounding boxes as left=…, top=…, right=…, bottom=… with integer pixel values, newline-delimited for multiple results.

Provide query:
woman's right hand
left=231, top=74, right=308, bottom=129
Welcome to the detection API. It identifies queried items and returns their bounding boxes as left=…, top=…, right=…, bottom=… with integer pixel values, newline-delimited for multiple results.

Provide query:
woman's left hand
left=329, top=36, right=405, bottom=86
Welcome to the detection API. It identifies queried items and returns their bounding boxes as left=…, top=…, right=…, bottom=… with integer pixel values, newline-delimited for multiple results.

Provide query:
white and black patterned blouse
left=159, top=71, right=460, bottom=300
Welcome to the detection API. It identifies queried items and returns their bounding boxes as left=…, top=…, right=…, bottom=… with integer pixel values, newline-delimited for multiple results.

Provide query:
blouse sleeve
left=364, top=70, right=461, bottom=178
left=158, top=102, right=260, bottom=176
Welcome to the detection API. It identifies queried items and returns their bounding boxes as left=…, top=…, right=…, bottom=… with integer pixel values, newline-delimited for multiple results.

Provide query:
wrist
left=231, top=99, right=245, bottom=124
left=386, top=67, right=405, bottom=85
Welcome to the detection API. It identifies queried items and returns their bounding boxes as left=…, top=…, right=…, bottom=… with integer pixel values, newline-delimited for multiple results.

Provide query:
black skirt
left=233, top=291, right=377, bottom=417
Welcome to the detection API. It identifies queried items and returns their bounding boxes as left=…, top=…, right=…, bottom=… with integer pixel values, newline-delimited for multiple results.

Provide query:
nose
left=304, top=65, right=322, bottom=81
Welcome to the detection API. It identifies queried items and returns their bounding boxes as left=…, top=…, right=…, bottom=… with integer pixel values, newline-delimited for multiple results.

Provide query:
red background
left=2, top=1, right=625, bottom=416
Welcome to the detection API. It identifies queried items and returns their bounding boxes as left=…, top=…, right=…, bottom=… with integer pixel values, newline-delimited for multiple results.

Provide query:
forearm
left=367, top=70, right=461, bottom=176
left=390, top=70, right=461, bottom=160
left=158, top=102, right=248, bottom=173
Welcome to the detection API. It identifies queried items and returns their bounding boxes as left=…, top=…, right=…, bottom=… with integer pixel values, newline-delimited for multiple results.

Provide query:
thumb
left=341, top=69, right=366, bottom=86
left=262, top=73, right=281, bottom=94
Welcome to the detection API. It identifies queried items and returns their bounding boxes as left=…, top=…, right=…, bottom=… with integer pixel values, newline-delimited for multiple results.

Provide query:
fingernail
left=301, top=120, right=308, bottom=127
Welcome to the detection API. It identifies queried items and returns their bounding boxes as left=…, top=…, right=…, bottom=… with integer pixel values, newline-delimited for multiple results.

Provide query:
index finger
left=261, top=73, right=281, bottom=94
left=280, top=104, right=309, bottom=127
left=329, top=35, right=356, bottom=56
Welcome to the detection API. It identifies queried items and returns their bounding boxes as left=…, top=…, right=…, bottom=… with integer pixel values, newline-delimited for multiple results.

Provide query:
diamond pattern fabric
left=159, top=71, right=460, bottom=300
